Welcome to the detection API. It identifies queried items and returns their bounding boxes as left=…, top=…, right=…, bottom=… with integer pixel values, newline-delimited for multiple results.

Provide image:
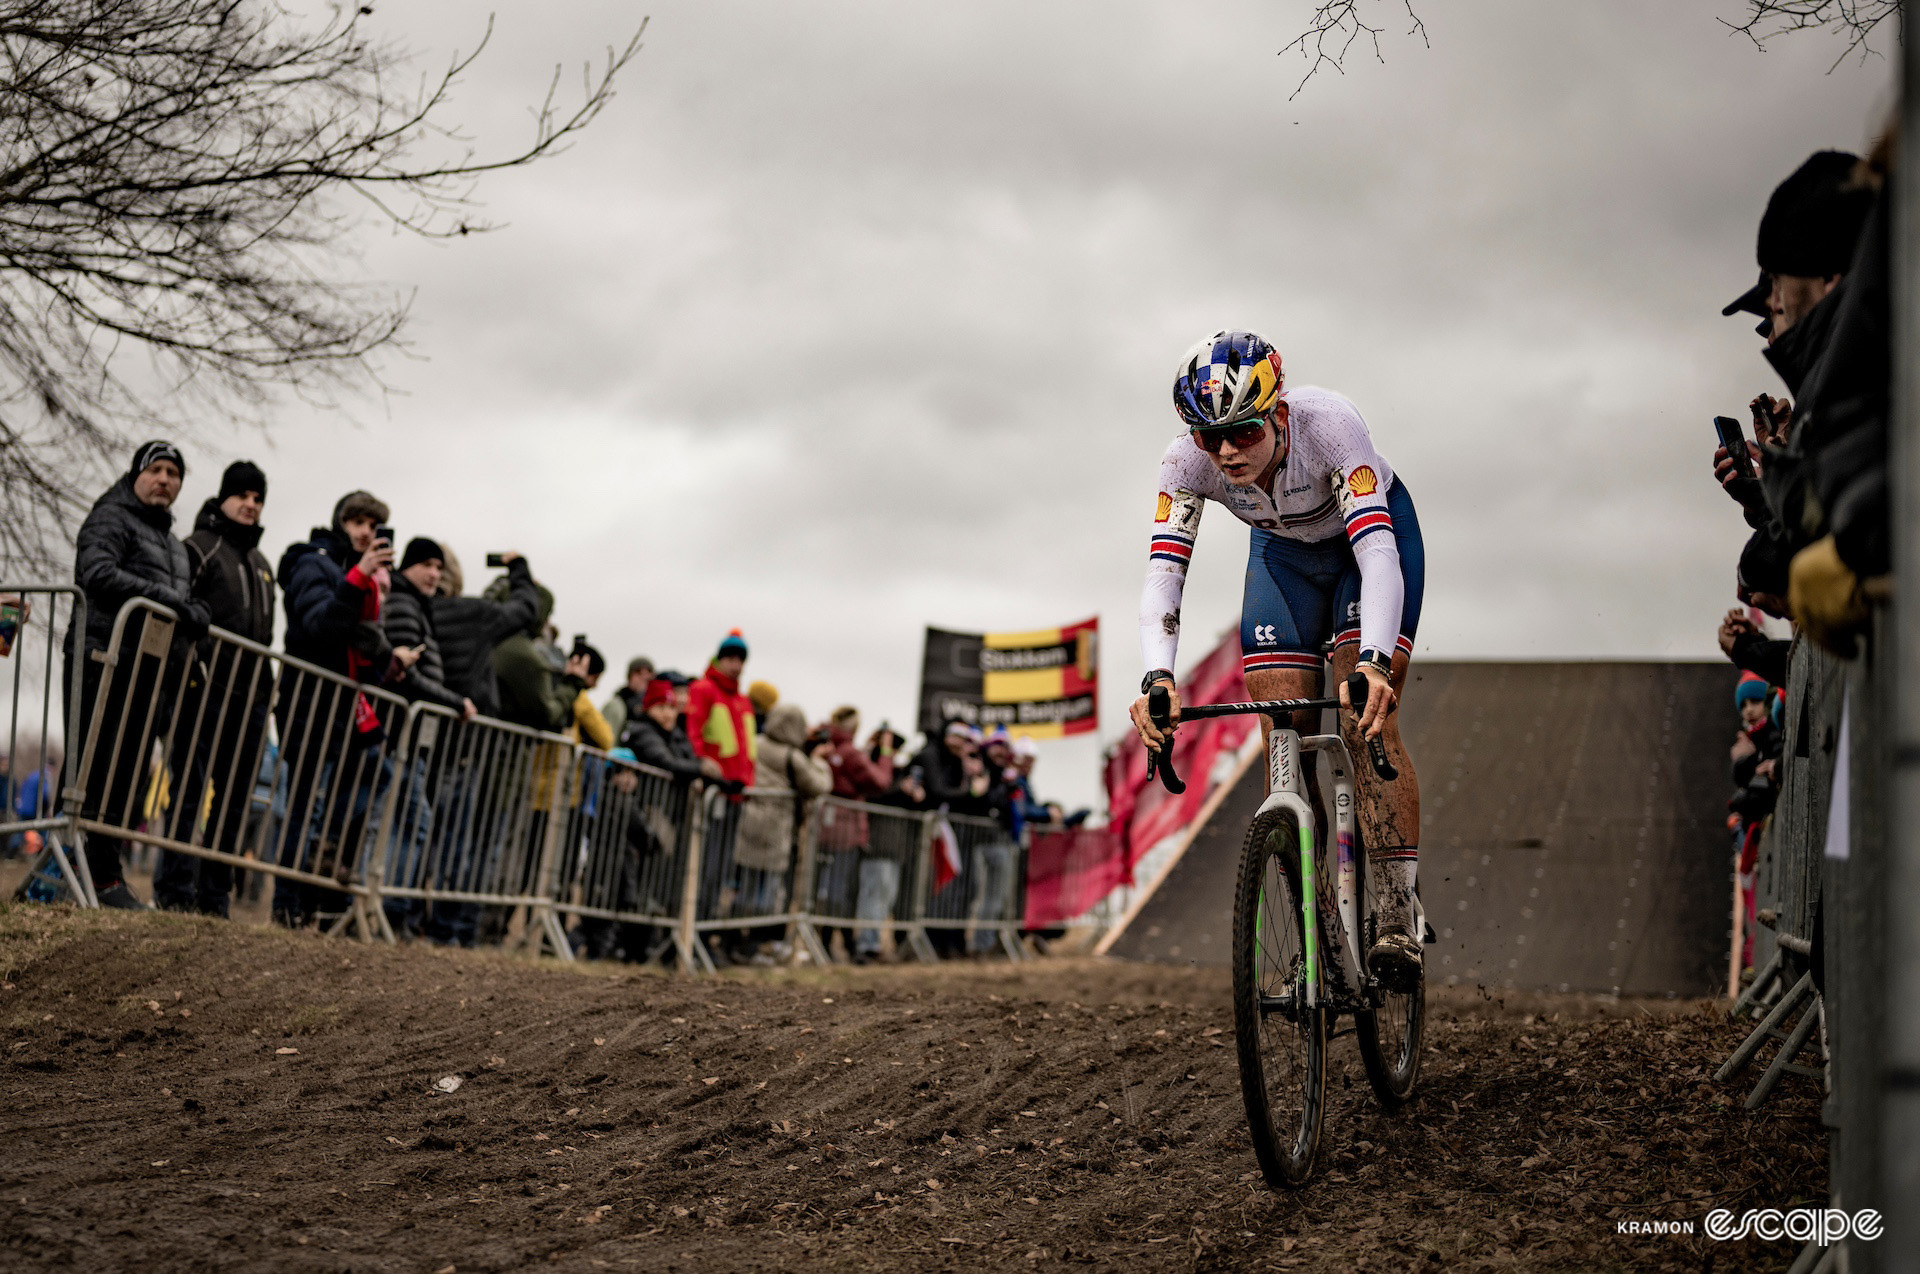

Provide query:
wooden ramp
left=1104, top=661, right=1738, bottom=996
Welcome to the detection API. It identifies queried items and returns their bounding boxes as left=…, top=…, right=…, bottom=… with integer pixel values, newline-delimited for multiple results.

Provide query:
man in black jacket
left=380, top=538, right=475, bottom=937
left=433, top=549, right=541, bottom=719
left=154, top=461, right=277, bottom=916
left=65, top=441, right=209, bottom=909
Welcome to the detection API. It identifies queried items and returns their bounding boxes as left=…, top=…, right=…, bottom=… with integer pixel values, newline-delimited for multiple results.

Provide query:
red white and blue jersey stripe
left=1141, top=386, right=1405, bottom=673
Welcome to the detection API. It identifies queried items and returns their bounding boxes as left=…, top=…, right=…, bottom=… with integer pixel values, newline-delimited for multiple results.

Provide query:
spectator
left=377, top=537, right=476, bottom=938
left=65, top=441, right=208, bottom=909
left=492, top=585, right=591, bottom=733
left=1714, top=150, right=1879, bottom=634
left=153, top=460, right=277, bottom=917
left=433, top=548, right=540, bottom=720
left=625, top=677, right=720, bottom=786
left=806, top=705, right=893, bottom=963
left=686, top=630, right=757, bottom=790
left=601, top=656, right=655, bottom=742
left=733, top=701, right=834, bottom=961
left=1729, top=674, right=1783, bottom=972
left=274, top=489, right=409, bottom=928
left=1717, top=606, right=1790, bottom=688
left=747, top=680, right=779, bottom=734
left=561, top=639, right=614, bottom=751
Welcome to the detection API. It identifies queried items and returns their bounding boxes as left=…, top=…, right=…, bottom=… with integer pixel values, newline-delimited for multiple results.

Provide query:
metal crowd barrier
left=801, top=795, right=935, bottom=963
left=66, top=598, right=411, bottom=938
left=46, top=597, right=1060, bottom=970
left=370, top=702, right=581, bottom=957
left=542, top=743, right=699, bottom=966
left=1720, top=637, right=1840, bottom=1109
left=921, top=810, right=1026, bottom=960
left=0, top=585, right=88, bottom=904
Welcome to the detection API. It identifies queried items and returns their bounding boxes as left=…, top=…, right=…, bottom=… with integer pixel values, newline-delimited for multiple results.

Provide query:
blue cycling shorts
left=1239, top=477, right=1425, bottom=676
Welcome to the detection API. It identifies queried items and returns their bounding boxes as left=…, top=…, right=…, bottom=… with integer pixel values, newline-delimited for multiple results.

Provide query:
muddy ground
left=0, top=908, right=1821, bottom=1272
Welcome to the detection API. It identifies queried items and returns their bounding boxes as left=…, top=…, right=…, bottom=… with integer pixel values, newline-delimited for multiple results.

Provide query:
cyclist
left=1128, top=329, right=1426, bottom=991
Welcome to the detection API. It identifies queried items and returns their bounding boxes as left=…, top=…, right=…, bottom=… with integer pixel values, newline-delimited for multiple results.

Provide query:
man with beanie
left=65, top=441, right=209, bottom=908
left=1713, top=150, right=1877, bottom=605
left=374, top=537, right=475, bottom=937
left=687, top=631, right=757, bottom=791
left=272, top=489, right=409, bottom=927
left=153, top=460, right=277, bottom=916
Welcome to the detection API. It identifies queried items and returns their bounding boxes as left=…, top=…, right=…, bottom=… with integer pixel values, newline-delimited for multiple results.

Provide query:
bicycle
left=1145, top=671, right=1428, bottom=1187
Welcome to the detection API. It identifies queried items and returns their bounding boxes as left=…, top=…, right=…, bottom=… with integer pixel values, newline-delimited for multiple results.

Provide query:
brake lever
left=1147, top=683, right=1187, bottom=794
left=1344, top=671, right=1400, bottom=782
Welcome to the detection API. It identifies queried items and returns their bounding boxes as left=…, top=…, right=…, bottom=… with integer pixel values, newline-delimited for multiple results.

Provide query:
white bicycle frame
left=1256, top=724, right=1426, bottom=1010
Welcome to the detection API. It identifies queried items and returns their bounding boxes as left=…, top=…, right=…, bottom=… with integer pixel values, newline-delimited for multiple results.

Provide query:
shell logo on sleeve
left=1347, top=465, right=1378, bottom=498
left=1154, top=492, right=1173, bottom=523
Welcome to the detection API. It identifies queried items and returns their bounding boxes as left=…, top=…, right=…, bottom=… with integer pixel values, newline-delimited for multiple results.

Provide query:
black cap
left=399, top=537, right=445, bottom=571
left=1757, top=151, right=1870, bottom=277
left=1724, top=151, right=1871, bottom=319
left=217, top=460, right=267, bottom=502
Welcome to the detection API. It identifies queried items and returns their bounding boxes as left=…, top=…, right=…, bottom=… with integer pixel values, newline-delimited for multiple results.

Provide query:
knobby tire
left=1231, top=807, right=1325, bottom=1188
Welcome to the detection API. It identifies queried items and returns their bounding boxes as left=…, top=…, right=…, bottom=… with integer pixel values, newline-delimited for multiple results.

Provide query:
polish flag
left=931, top=814, right=962, bottom=893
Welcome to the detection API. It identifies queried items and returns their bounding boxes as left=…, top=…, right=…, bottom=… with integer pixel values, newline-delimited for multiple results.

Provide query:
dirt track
left=0, top=908, right=1820, bottom=1272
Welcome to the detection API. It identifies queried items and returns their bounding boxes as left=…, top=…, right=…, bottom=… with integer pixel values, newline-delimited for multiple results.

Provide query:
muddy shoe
left=1368, top=931, right=1423, bottom=993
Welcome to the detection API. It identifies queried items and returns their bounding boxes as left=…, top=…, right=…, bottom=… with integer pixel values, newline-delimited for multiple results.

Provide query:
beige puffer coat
left=734, top=703, right=833, bottom=873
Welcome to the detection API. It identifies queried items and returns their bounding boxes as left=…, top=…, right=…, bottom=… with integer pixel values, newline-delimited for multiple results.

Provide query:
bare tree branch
left=1278, top=1, right=1428, bottom=100
left=0, top=0, right=644, bottom=572
left=1722, top=0, right=1900, bottom=69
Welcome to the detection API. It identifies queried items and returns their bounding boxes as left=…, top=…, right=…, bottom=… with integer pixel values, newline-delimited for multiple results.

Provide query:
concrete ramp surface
left=1107, top=661, right=1738, bottom=996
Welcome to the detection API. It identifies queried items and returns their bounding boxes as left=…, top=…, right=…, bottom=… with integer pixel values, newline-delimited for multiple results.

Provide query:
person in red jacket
left=686, top=630, right=757, bottom=790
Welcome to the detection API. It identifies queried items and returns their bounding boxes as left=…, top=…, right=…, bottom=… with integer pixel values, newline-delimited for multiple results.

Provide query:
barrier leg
left=1717, top=970, right=1814, bottom=1081
left=1731, top=948, right=1784, bottom=1019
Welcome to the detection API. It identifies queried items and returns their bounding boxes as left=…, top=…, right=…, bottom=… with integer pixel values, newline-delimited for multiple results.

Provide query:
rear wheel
left=1357, top=884, right=1425, bottom=1108
left=1231, top=807, right=1326, bottom=1187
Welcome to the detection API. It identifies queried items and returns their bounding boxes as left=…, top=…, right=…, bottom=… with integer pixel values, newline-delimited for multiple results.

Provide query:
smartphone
left=374, top=525, right=395, bottom=549
left=485, top=553, right=508, bottom=568
left=1714, top=417, right=1754, bottom=481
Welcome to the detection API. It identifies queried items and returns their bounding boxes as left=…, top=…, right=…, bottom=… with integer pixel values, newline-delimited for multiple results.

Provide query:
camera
left=485, top=553, right=508, bottom=569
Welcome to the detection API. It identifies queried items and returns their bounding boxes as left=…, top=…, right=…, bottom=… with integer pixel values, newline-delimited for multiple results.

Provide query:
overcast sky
left=168, top=1, right=1892, bottom=807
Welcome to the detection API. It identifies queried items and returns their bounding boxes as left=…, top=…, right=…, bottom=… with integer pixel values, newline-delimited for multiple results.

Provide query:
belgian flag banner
left=917, top=618, right=1099, bottom=739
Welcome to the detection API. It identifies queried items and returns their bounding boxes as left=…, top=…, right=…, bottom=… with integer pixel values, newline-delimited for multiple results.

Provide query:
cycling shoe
left=1368, top=931, right=1423, bottom=994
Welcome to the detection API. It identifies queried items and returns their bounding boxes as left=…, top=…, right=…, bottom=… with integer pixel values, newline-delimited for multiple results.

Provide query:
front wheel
left=1357, top=889, right=1425, bottom=1108
left=1231, top=807, right=1326, bottom=1187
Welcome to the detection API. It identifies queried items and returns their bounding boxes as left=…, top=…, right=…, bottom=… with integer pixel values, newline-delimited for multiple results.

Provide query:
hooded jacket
left=736, top=703, right=834, bottom=873
left=687, top=662, right=757, bottom=788
left=184, top=498, right=275, bottom=646
left=434, top=556, right=540, bottom=718
left=69, top=476, right=200, bottom=657
left=492, top=582, right=579, bottom=732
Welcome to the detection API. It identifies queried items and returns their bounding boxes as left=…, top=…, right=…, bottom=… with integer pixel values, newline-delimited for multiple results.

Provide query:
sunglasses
left=1190, top=420, right=1270, bottom=454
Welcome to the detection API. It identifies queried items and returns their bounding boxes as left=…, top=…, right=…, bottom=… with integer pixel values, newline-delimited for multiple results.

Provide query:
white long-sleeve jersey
left=1139, top=385, right=1404, bottom=674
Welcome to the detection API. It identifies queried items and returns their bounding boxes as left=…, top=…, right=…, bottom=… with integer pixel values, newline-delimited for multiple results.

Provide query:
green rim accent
left=1298, top=822, right=1318, bottom=991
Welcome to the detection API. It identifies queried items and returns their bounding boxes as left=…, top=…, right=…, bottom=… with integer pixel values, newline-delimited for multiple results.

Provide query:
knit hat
left=217, top=460, right=267, bottom=502
left=129, top=440, right=185, bottom=481
left=399, top=537, right=445, bottom=571
left=1725, top=150, right=1873, bottom=318
left=747, top=680, right=779, bottom=714
left=716, top=629, right=749, bottom=660
left=642, top=677, right=676, bottom=710
left=332, top=489, right=389, bottom=532
left=1735, top=674, right=1769, bottom=709
left=627, top=655, right=656, bottom=679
